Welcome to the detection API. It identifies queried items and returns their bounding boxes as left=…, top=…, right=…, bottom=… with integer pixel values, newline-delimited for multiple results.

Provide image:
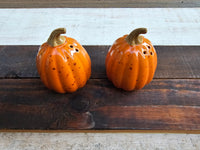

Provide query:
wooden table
left=1, top=45, right=200, bottom=131
left=0, top=1, right=200, bottom=149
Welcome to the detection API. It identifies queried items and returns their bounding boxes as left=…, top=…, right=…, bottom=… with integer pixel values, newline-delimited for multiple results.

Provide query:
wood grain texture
left=0, top=8, right=200, bottom=45
left=92, top=106, right=200, bottom=130
left=0, top=78, right=200, bottom=130
left=0, top=2, right=199, bottom=148
left=0, top=80, right=95, bottom=130
left=0, top=0, right=199, bottom=8
left=0, top=46, right=200, bottom=79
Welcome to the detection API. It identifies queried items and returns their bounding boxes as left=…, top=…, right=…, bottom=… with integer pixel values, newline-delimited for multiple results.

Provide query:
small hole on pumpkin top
left=148, top=45, right=151, bottom=49
left=75, top=49, right=79, bottom=52
left=150, top=52, right=153, bottom=55
left=143, top=51, right=147, bottom=54
left=70, top=45, right=73, bottom=48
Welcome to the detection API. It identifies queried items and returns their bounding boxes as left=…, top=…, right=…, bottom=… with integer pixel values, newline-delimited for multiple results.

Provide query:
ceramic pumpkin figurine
left=36, top=28, right=91, bottom=93
left=105, top=28, right=157, bottom=91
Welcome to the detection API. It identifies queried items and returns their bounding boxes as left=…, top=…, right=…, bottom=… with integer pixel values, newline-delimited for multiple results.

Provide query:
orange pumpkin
left=105, top=28, right=157, bottom=91
left=36, top=28, right=91, bottom=93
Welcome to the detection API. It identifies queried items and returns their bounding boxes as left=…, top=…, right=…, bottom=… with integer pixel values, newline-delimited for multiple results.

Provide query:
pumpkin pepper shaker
left=105, top=28, right=157, bottom=91
left=36, top=28, right=91, bottom=93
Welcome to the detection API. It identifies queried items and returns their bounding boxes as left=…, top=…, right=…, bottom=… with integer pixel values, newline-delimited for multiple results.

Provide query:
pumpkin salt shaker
left=105, top=28, right=157, bottom=91
left=36, top=28, right=91, bottom=93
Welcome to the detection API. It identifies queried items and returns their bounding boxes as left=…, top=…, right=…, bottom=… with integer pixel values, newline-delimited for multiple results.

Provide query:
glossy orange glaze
left=36, top=37, right=91, bottom=93
left=105, top=35, right=157, bottom=91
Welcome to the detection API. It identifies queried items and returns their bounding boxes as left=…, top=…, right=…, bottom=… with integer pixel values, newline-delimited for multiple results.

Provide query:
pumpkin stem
left=47, top=28, right=66, bottom=47
left=125, top=28, right=147, bottom=46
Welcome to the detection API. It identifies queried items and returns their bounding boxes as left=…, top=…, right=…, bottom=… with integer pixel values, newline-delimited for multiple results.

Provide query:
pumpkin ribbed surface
left=106, top=34, right=157, bottom=91
left=37, top=36, right=91, bottom=93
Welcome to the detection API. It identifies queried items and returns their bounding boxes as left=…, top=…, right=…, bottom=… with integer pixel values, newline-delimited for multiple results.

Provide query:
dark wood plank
left=0, top=46, right=200, bottom=79
left=0, top=0, right=199, bottom=8
left=0, top=78, right=200, bottom=130
left=92, top=106, right=200, bottom=130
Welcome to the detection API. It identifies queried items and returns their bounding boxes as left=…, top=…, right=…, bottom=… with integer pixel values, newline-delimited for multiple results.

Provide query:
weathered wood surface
left=0, top=8, right=199, bottom=132
left=0, top=79, right=200, bottom=130
left=0, top=8, right=200, bottom=46
left=0, top=1, right=199, bottom=149
left=0, top=46, right=200, bottom=79
left=0, top=132, right=199, bottom=150
left=0, top=0, right=199, bottom=8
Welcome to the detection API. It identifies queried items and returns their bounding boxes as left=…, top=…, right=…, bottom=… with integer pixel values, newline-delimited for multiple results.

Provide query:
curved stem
left=47, top=28, right=66, bottom=47
left=125, top=28, right=147, bottom=46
